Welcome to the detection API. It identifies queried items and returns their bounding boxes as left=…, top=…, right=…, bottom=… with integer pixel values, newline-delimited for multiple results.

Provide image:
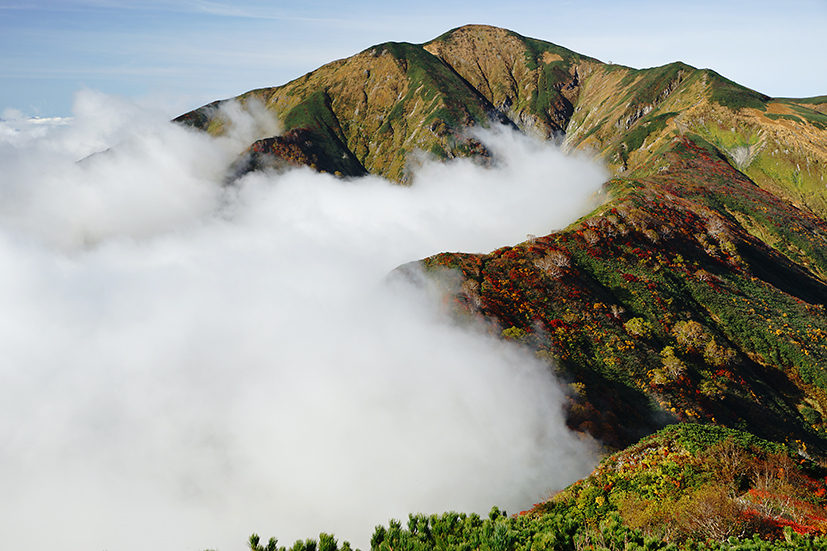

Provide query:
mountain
left=177, top=25, right=827, bottom=544
left=177, top=25, right=827, bottom=215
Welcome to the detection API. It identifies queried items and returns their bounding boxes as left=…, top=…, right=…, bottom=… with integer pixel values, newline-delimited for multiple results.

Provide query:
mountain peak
left=428, top=23, right=515, bottom=41
left=171, top=24, right=827, bottom=544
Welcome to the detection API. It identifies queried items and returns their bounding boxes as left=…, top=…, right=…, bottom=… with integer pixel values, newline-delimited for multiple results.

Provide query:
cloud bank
left=0, top=91, right=607, bottom=551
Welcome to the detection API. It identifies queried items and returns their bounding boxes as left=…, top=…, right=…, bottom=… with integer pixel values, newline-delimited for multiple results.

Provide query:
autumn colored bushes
left=416, top=134, right=827, bottom=451
left=547, top=424, right=827, bottom=543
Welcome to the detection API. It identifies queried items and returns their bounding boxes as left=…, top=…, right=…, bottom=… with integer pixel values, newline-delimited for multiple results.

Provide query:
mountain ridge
left=175, top=24, right=827, bottom=544
left=177, top=25, right=827, bottom=223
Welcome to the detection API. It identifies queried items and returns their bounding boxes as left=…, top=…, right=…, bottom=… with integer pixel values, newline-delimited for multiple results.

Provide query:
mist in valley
left=0, top=92, right=607, bottom=551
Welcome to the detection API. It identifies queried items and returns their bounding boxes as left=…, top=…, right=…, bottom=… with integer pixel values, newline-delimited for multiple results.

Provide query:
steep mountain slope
left=179, top=23, right=827, bottom=450
left=416, top=135, right=827, bottom=454
left=177, top=25, right=827, bottom=219
left=177, top=24, right=827, bottom=543
left=176, top=37, right=506, bottom=181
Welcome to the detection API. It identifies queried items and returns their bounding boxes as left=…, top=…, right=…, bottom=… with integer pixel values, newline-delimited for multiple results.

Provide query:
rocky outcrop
left=225, top=128, right=368, bottom=181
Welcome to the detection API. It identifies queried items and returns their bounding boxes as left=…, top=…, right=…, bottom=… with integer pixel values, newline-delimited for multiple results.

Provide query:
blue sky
left=2, top=0, right=826, bottom=118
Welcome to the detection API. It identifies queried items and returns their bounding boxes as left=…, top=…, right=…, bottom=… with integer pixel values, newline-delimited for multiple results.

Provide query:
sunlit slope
left=176, top=23, right=827, bottom=453
left=537, top=424, right=827, bottom=541
left=177, top=39, right=502, bottom=181
left=422, top=25, right=600, bottom=137
left=425, top=27, right=827, bottom=219
left=417, top=137, right=827, bottom=453
left=177, top=25, right=827, bottom=221
left=561, top=64, right=827, bottom=218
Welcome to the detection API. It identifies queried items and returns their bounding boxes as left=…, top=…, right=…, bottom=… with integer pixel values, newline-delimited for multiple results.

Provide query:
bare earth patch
left=543, top=51, right=563, bottom=64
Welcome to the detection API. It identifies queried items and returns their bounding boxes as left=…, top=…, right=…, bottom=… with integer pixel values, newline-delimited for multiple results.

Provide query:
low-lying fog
left=0, top=92, right=606, bottom=551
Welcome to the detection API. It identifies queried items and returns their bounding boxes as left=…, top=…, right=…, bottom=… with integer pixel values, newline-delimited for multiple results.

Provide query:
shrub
left=249, top=535, right=281, bottom=551
left=672, top=320, right=707, bottom=354
left=319, top=534, right=338, bottom=551
left=683, top=485, right=748, bottom=541
left=800, top=406, right=822, bottom=426
left=501, top=326, right=530, bottom=343
left=661, top=346, right=686, bottom=379
left=703, top=338, right=736, bottom=367
left=625, top=317, right=654, bottom=339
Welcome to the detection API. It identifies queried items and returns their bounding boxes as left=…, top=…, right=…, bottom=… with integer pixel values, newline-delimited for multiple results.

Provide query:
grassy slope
left=176, top=25, right=827, bottom=219
left=178, top=39, right=498, bottom=181
left=541, top=423, right=827, bottom=541
left=408, top=29, right=827, bottom=544
left=175, top=25, right=827, bottom=545
left=419, top=135, right=827, bottom=454
left=423, top=25, right=600, bottom=137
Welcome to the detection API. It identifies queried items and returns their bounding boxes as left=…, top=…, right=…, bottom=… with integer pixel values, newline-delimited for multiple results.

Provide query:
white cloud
left=0, top=90, right=605, bottom=551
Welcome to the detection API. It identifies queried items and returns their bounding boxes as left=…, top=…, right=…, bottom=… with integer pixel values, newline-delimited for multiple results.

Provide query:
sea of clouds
left=0, top=91, right=607, bottom=551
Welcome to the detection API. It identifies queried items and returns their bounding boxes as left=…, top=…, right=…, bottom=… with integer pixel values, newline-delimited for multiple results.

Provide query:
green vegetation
left=617, top=62, right=693, bottom=109
left=178, top=25, right=827, bottom=546
left=617, top=112, right=677, bottom=163
left=252, top=428, right=818, bottom=551
left=518, top=34, right=594, bottom=69
left=761, top=103, right=827, bottom=130
left=526, top=61, right=574, bottom=130
left=369, top=506, right=827, bottom=551
left=787, top=104, right=827, bottom=130
left=248, top=533, right=354, bottom=551
left=786, top=95, right=827, bottom=106
left=280, top=91, right=368, bottom=176
left=765, top=113, right=805, bottom=124
left=548, top=424, right=827, bottom=542
left=248, top=433, right=827, bottom=550
left=707, top=71, right=769, bottom=111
